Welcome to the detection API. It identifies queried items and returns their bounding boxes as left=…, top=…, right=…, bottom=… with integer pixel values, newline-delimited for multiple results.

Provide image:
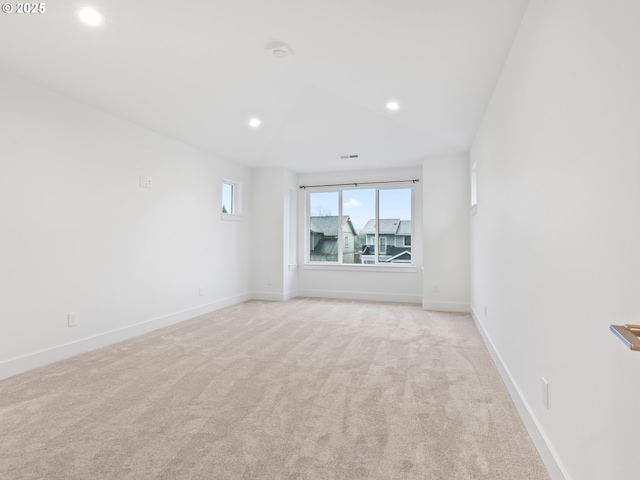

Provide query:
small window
left=222, top=179, right=242, bottom=219
left=222, top=182, right=234, bottom=214
left=404, top=235, right=411, bottom=246
left=471, top=162, right=477, bottom=210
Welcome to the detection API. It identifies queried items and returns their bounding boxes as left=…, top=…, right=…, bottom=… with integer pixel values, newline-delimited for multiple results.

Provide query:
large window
left=308, top=186, right=412, bottom=265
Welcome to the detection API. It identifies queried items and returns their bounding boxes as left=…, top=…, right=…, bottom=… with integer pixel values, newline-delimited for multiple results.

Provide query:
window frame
left=470, top=162, right=478, bottom=216
left=221, top=179, right=243, bottom=220
left=305, top=185, right=413, bottom=267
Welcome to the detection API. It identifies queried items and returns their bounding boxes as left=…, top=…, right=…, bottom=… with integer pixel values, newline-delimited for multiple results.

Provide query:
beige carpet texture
left=0, top=298, right=550, bottom=480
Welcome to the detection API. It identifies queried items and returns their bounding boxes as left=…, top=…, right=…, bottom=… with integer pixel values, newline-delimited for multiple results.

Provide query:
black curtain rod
left=299, top=179, right=419, bottom=189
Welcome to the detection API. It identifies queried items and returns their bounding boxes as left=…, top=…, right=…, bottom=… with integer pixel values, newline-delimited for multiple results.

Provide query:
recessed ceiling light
left=249, top=118, right=261, bottom=128
left=386, top=101, right=400, bottom=111
left=78, top=7, right=103, bottom=26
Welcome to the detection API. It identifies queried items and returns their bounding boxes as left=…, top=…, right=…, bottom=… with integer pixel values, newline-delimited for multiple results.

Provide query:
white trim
left=0, top=293, right=250, bottom=381
left=283, top=290, right=298, bottom=301
left=470, top=161, right=477, bottom=208
left=297, top=289, right=422, bottom=304
left=222, top=180, right=235, bottom=214
left=250, top=290, right=299, bottom=302
left=221, top=213, right=244, bottom=222
left=303, top=264, right=419, bottom=273
left=470, top=306, right=569, bottom=480
left=422, top=301, right=470, bottom=313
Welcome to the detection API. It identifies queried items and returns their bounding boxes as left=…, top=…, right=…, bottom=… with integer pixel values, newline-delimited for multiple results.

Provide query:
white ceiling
left=0, top=0, right=529, bottom=173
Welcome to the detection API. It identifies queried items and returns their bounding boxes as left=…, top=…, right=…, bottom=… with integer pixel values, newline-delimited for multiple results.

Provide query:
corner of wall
left=422, top=301, right=469, bottom=313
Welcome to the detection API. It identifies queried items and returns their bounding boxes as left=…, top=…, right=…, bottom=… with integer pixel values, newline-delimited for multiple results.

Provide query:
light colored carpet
left=0, top=298, right=550, bottom=479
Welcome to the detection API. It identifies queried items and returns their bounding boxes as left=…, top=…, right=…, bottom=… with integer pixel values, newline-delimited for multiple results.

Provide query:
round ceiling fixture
left=249, top=118, right=261, bottom=128
left=78, top=7, right=103, bottom=26
left=386, top=101, right=400, bottom=111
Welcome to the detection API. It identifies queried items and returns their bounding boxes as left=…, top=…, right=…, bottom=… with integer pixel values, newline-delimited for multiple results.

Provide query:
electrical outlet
left=139, top=176, right=152, bottom=188
left=198, top=286, right=204, bottom=297
left=433, top=284, right=439, bottom=293
left=541, top=377, right=549, bottom=409
left=68, top=312, right=78, bottom=328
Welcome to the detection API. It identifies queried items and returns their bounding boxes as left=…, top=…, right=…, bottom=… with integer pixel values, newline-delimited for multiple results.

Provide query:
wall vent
left=340, top=154, right=359, bottom=159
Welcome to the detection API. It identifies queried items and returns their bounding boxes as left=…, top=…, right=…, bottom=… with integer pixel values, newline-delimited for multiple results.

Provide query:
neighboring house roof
left=309, top=221, right=323, bottom=234
left=385, top=250, right=412, bottom=262
left=360, top=219, right=411, bottom=235
left=310, top=216, right=357, bottom=236
left=314, top=238, right=337, bottom=254
left=310, top=216, right=339, bottom=236
left=397, top=220, right=411, bottom=236
left=360, top=219, right=374, bottom=234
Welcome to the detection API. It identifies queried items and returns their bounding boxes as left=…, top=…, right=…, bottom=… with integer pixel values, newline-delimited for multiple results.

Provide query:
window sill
left=221, top=213, right=244, bottom=222
left=303, top=263, right=420, bottom=273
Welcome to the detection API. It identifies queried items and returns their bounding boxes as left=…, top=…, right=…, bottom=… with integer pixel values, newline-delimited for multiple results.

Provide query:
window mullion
left=306, top=190, right=311, bottom=263
left=375, top=188, right=379, bottom=265
left=338, top=190, right=343, bottom=263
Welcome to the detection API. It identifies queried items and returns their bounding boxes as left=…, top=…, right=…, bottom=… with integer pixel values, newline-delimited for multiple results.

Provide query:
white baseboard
left=422, top=300, right=470, bottom=313
left=250, top=291, right=298, bottom=302
left=283, top=290, right=298, bottom=301
left=469, top=306, right=570, bottom=480
left=297, top=289, right=422, bottom=304
left=0, top=293, right=250, bottom=381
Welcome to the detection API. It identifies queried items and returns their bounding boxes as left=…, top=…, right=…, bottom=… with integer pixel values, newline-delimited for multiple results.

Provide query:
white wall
left=250, top=168, right=298, bottom=301
left=470, top=1, right=640, bottom=479
left=0, top=72, right=252, bottom=379
left=422, top=154, right=470, bottom=312
left=297, top=167, right=423, bottom=303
